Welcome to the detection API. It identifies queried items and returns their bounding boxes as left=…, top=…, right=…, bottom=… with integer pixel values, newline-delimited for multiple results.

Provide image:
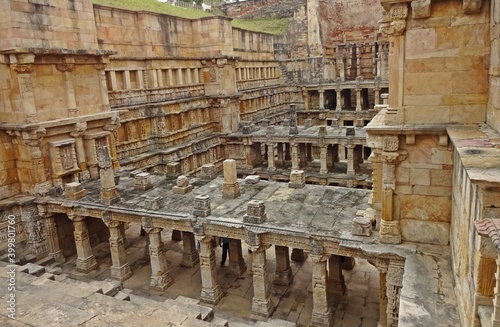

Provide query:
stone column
left=146, top=227, right=173, bottom=291
left=327, top=255, right=346, bottom=297
left=379, top=137, right=407, bottom=244
left=267, top=143, right=276, bottom=171
left=374, top=88, right=381, bottom=105
left=181, top=231, right=199, bottom=268
left=11, top=54, right=38, bottom=123
left=291, top=143, right=299, bottom=170
left=318, top=88, right=325, bottom=110
left=336, top=89, right=342, bottom=111
left=346, top=144, right=356, bottom=175
left=70, top=122, right=87, bottom=174
left=291, top=248, right=308, bottom=262
left=355, top=88, right=362, bottom=111
left=310, top=254, right=332, bottom=327
left=97, top=146, right=120, bottom=205
left=104, top=220, right=132, bottom=281
left=379, top=3, right=409, bottom=108
left=72, top=215, right=98, bottom=273
left=377, top=261, right=389, bottom=327
left=319, top=145, right=328, bottom=174
left=198, top=236, right=223, bottom=304
left=222, top=159, right=240, bottom=199
left=228, top=238, right=247, bottom=276
left=251, top=245, right=273, bottom=317
left=42, top=213, right=65, bottom=263
left=386, top=261, right=404, bottom=327
left=274, top=245, right=293, bottom=286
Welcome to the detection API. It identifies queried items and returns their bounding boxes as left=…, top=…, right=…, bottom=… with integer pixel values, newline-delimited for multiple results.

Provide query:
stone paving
left=59, top=224, right=380, bottom=327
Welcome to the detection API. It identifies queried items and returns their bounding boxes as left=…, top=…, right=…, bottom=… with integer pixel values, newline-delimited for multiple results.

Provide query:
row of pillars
left=43, top=211, right=403, bottom=326
left=250, top=142, right=363, bottom=176
left=303, top=88, right=383, bottom=111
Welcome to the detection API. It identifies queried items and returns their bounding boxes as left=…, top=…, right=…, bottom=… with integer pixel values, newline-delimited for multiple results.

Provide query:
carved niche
left=49, top=139, right=79, bottom=178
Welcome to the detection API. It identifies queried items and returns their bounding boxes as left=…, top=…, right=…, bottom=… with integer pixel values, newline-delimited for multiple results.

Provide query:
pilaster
left=181, top=231, right=199, bottom=268
left=228, top=238, right=247, bottom=276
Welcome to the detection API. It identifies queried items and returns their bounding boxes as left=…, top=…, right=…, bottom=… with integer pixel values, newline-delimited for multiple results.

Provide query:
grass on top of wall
left=91, top=0, right=290, bottom=35
left=231, top=17, right=290, bottom=35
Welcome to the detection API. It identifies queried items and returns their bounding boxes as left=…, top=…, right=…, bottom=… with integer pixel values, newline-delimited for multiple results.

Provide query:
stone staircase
left=0, top=262, right=295, bottom=327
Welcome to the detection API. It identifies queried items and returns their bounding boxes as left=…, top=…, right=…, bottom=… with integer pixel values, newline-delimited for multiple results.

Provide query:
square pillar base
left=311, top=309, right=333, bottom=327
left=100, top=187, right=120, bottom=205
left=150, top=272, right=174, bottom=291
left=222, top=182, right=240, bottom=199
left=181, top=252, right=200, bottom=268
left=251, top=296, right=273, bottom=317
left=200, top=285, right=224, bottom=305
left=76, top=255, right=98, bottom=273
left=274, top=268, right=293, bottom=286
left=111, top=263, right=133, bottom=281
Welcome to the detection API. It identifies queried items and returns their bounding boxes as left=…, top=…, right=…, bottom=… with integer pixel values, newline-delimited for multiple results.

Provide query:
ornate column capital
left=379, top=2, right=409, bottom=36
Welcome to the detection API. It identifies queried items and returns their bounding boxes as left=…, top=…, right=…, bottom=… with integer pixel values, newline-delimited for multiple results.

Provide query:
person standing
left=220, top=237, right=230, bottom=266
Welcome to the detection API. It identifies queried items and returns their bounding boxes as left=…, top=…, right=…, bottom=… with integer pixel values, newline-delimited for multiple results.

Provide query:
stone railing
left=236, top=77, right=281, bottom=91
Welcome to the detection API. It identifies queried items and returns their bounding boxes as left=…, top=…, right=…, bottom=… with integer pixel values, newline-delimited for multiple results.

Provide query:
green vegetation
left=91, top=0, right=290, bottom=34
left=231, top=17, right=290, bottom=35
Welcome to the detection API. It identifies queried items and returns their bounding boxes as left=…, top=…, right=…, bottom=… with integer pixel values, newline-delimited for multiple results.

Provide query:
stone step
left=163, top=299, right=203, bottom=320
left=255, top=319, right=296, bottom=327
left=90, top=278, right=123, bottom=296
left=172, top=295, right=214, bottom=321
left=180, top=317, right=225, bottom=327
left=210, top=317, right=229, bottom=326
left=113, top=290, right=131, bottom=301
left=34, top=255, right=55, bottom=266
left=19, top=262, right=46, bottom=277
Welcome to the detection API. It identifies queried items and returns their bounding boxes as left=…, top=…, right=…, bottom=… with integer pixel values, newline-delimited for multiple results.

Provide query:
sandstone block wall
left=402, top=0, right=490, bottom=125
left=0, top=0, right=98, bottom=51
left=488, top=0, right=500, bottom=132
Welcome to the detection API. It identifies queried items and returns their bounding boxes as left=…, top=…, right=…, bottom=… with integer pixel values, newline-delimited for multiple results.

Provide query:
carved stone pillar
left=274, top=245, right=293, bottom=286
left=355, top=88, right=362, bottom=111
left=11, top=54, right=38, bottom=123
left=492, top=255, right=500, bottom=327
left=318, top=88, right=325, bottom=110
left=379, top=3, right=409, bottom=108
left=291, top=143, right=299, bottom=170
left=228, top=238, right=247, bottom=276
left=379, top=136, right=407, bottom=244
left=377, top=260, right=389, bottom=327
left=251, top=245, right=273, bottom=317
left=319, top=145, right=328, bottom=174
left=146, top=227, right=173, bottom=291
left=70, top=122, right=88, bottom=176
left=346, top=144, right=356, bottom=175
left=181, top=231, right=199, bottom=268
left=336, top=88, right=342, bottom=111
left=94, top=62, right=111, bottom=111
left=267, top=142, right=276, bottom=171
left=72, top=215, right=98, bottom=273
left=104, top=220, right=132, bottom=281
left=310, top=254, right=332, bottom=327
left=327, top=255, right=346, bottom=297
left=97, top=146, right=119, bottom=205
left=198, top=236, right=223, bottom=304
left=41, top=212, right=65, bottom=263
left=386, top=261, right=404, bottom=327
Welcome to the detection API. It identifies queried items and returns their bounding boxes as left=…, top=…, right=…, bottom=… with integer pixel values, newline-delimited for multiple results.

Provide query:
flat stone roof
left=63, top=174, right=371, bottom=238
